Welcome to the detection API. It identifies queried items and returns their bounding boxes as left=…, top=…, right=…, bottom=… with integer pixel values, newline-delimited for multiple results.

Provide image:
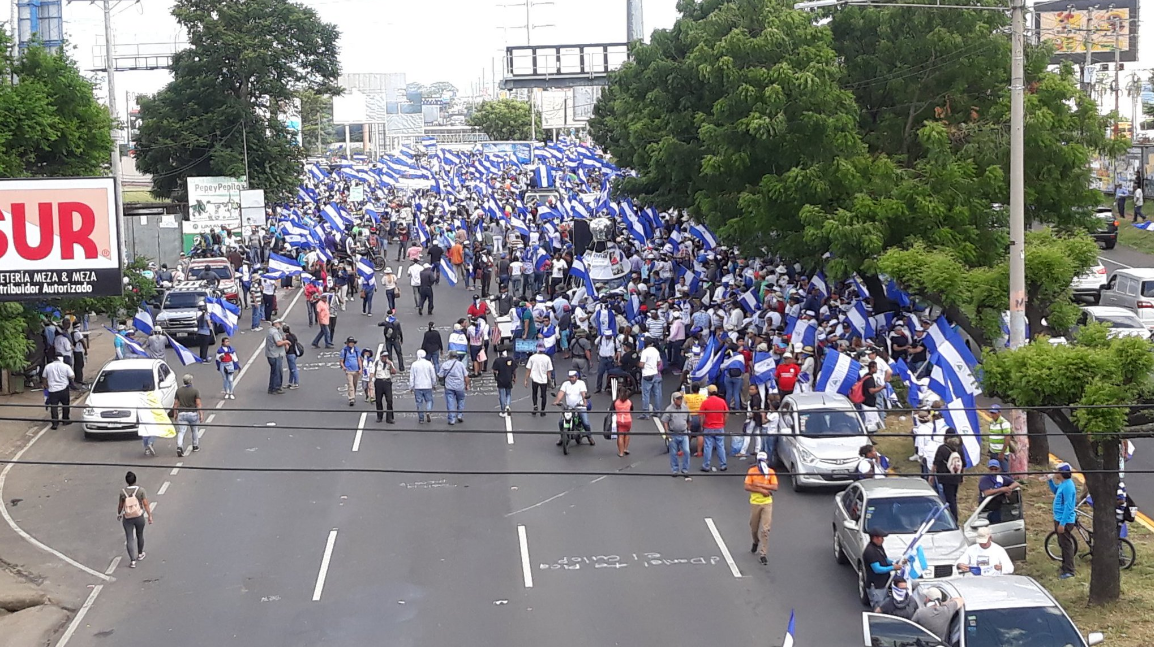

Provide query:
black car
left=1092, top=206, right=1118, bottom=249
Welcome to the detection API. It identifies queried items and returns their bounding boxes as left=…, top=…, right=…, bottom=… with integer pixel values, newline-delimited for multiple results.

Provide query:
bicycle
left=1044, top=496, right=1136, bottom=570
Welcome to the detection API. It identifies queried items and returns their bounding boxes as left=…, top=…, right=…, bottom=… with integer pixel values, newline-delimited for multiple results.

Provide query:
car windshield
left=962, top=606, right=1085, bottom=647
left=163, top=292, right=205, bottom=309
left=1095, top=312, right=1144, bottom=329
left=797, top=409, right=864, bottom=436
left=1142, top=281, right=1154, bottom=298
left=863, top=496, right=958, bottom=534
left=92, top=369, right=155, bottom=393
left=193, top=265, right=232, bottom=280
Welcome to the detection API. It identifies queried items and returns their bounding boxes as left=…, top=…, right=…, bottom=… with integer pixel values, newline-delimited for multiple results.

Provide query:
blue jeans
left=429, top=351, right=440, bottom=375
left=669, top=435, right=690, bottom=473
left=702, top=430, right=727, bottom=470
left=362, top=291, right=374, bottom=314
left=414, top=388, right=434, bottom=420
left=176, top=411, right=200, bottom=448
left=641, top=375, right=662, bottom=416
left=445, top=389, right=466, bottom=423
left=220, top=366, right=235, bottom=395
left=596, top=356, right=615, bottom=391
left=251, top=302, right=263, bottom=329
left=287, top=353, right=299, bottom=386
left=307, top=301, right=317, bottom=326
left=498, top=386, right=512, bottom=411
left=267, top=356, right=283, bottom=392
left=724, top=374, right=743, bottom=410
left=312, top=325, right=332, bottom=347
left=761, top=432, right=777, bottom=461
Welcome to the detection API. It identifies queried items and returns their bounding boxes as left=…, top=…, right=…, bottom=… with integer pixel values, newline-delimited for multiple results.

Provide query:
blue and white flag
left=104, top=326, right=149, bottom=358
left=847, top=300, right=874, bottom=340
left=720, top=352, right=745, bottom=375
left=690, top=339, right=723, bottom=384
left=667, top=229, right=682, bottom=254
left=625, top=292, right=641, bottom=322
left=320, top=204, right=350, bottom=232
left=439, top=257, right=458, bottom=286
left=851, top=274, right=871, bottom=299
left=533, top=247, right=551, bottom=272
left=906, top=545, right=931, bottom=580
left=885, top=279, right=912, bottom=309
left=738, top=288, right=760, bottom=315
left=811, top=271, right=830, bottom=299
left=166, top=334, right=205, bottom=366
left=815, top=349, right=861, bottom=396
left=133, top=307, right=154, bottom=335
left=943, top=393, right=982, bottom=467
left=789, top=318, right=818, bottom=349
left=625, top=210, right=648, bottom=246
left=534, top=164, right=556, bottom=188
left=751, top=351, right=777, bottom=387
left=268, top=251, right=302, bottom=276
left=509, top=216, right=530, bottom=237
left=571, top=256, right=596, bottom=298
left=900, top=503, right=948, bottom=580
left=688, top=223, right=718, bottom=250
left=364, top=205, right=380, bottom=224
left=1135, top=221, right=1154, bottom=231
left=205, top=297, right=239, bottom=336
left=891, top=358, right=920, bottom=408
left=416, top=219, right=431, bottom=244
left=567, top=199, right=591, bottom=219
left=923, top=316, right=981, bottom=396
left=783, top=610, right=796, bottom=647
left=537, top=204, right=563, bottom=220
left=356, top=258, right=375, bottom=283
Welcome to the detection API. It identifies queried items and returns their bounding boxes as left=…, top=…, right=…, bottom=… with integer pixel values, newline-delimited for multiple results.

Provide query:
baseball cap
left=755, top=451, right=768, bottom=462
left=568, top=370, right=579, bottom=377
left=1056, top=462, right=1072, bottom=473
left=976, top=527, right=992, bottom=542
left=990, top=404, right=1001, bottom=413
left=987, top=459, right=1001, bottom=469
left=707, top=385, right=718, bottom=393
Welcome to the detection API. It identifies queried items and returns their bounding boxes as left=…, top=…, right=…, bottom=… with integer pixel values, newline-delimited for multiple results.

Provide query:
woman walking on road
left=117, top=471, right=153, bottom=568
left=284, top=325, right=302, bottom=390
left=216, top=337, right=240, bottom=399
left=381, top=267, right=399, bottom=313
left=614, top=388, right=634, bottom=457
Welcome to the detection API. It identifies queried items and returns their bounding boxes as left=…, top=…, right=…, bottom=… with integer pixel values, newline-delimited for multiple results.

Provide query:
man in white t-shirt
left=524, top=345, right=554, bottom=416
left=639, top=340, right=663, bottom=419
left=549, top=256, right=568, bottom=298
left=407, top=260, right=425, bottom=308
left=956, top=527, right=1014, bottom=576
left=553, top=369, right=590, bottom=431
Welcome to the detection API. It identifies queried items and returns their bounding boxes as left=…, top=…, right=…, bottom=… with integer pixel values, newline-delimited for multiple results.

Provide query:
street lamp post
left=795, top=0, right=1030, bottom=469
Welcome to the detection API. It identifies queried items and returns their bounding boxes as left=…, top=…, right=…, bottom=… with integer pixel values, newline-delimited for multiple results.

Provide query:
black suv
left=1092, top=206, right=1118, bottom=249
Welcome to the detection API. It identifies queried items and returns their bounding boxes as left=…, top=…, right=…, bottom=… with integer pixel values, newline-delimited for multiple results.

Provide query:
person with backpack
left=378, top=310, right=405, bottom=371
left=216, top=337, right=241, bottom=399
left=932, top=431, right=965, bottom=521
left=284, top=325, right=303, bottom=390
left=117, top=471, right=153, bottom=568
left=340, top=337, right=363, bottom=407
left=853, top=360, right=886, bottom=432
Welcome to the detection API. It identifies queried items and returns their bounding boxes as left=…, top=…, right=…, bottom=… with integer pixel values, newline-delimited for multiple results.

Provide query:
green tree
left=134, top=0, right=341, bottom=202
left=0, top=40, right=114, bottom=177
left=299, top=90, right=335, bottom=156
left=590, top=0, right=868, bottom=255
left=469, top=98, right=542, bottom=141
left=983, top=325, right=1153, bottom=605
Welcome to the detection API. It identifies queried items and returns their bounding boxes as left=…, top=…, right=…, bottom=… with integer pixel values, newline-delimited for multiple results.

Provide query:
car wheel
left=834, top=526, right=849, bottom=565
left=1090, top=290, right=1101, bottom=305
left=858, top=562, right=871, bottom=606
left=1105, top=241, right=1117, bottom=250
left=791, top=464, right=803, bottom=492
left=83, top=430, right=94, bottom=440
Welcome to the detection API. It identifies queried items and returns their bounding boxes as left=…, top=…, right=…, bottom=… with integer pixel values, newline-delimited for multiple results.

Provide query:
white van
left=1100, top=268, right=1154, bottom=330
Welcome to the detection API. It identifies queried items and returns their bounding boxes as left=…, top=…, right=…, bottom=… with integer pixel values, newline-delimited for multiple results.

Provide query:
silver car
left=776, top=392, right=869, bottom=490
left=862, top=575, right=1104, bottom=647
left=833, top=478, right=1027, bottom=605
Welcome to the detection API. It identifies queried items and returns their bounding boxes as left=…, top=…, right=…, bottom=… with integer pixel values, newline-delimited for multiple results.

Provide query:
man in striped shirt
left=645, top=310, right=667, bottom=359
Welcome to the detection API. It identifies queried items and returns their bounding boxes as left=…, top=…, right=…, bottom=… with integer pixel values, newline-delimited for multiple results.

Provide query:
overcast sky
left=61, top=0, right=682, bottom=115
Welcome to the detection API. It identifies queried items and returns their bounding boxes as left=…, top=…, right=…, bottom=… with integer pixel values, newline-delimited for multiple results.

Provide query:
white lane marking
left=157, top=481, right=171, bottom=496
left=234, top=286, right=306, bottom=387
left=0, top=424, right=111, bottom=581
left=206, top=413, right=216, bottom=424
left=705, top=517, right=742, bottom=579
left=56, top=584, right=104, bottom=647
left=170, top=461, right=183, bottom=476
left=353, top=412, right=367, bottom=452
left=505, top=412, right=514, bottom=444
left=215, top=400, right=226, bottom=409
left=1100, top=255, right=1132, bottom=269
left=517, top=525, right=533, bottom=588
left=105, top=556, right=121, bottom=575
left=149, top=501, right=157, bottom=513
left=312, top=529, right=339, bottom=601
left=505, top=475, right=610, bottom=517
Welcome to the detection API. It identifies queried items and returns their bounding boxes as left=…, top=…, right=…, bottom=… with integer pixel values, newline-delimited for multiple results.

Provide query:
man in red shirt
left=775, top=353, right=800, bottom=395
left=698, top=385, right=729, bottom=472
left=467, top=295, right=490, bottom=320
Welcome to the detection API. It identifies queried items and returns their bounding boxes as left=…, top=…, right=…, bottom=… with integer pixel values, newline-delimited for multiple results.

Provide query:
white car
left=1070, top=264, right=1108, bottom=303
left=776, top=392, right=870, bottom=490
left=1076, top=306, right=1152, bottom=340
left=81, top=359, right=178, bottom=439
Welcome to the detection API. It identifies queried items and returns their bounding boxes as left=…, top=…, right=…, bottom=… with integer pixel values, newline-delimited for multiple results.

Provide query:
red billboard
left=0, top=177, right=122, bottom=300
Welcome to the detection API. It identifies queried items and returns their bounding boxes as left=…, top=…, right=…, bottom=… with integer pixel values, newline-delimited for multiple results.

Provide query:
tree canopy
left=469, top=99, right=542, bottom=142
left=134, top=0, right=341, bottom=202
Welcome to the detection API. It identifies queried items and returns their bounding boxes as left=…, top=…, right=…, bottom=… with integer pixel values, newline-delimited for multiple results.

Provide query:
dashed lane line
left=352, top=412, right=367, bottom=452
left=518, top=525, right=534, bottom=588
left=312, top=529, right=339, bottom=601
left=157, top=481, right=171, bottom=496
left=704, top=517, right=743, bottom=579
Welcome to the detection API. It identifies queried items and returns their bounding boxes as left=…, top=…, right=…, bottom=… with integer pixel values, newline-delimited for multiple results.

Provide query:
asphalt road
left=1, top=265, right=867, bottom=647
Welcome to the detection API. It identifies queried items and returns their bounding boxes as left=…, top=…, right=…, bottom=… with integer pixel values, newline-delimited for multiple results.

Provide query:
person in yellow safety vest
left=987, top=404, right=1011, bottom=472
left=745, top=451, right=779, bottom=566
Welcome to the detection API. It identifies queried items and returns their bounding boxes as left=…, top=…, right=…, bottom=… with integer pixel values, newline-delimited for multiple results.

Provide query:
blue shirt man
left=1049, top=463, right=1078, bottom=578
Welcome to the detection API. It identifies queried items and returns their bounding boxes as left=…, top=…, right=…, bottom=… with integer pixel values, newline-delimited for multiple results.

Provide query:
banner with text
left=186, top=176, right=246, bottom=234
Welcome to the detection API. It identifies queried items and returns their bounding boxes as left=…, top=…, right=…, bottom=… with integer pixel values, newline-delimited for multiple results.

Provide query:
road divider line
left=1099, top=255, right=1131, bottom=269
left=353, top=412, right=367, bottom=452
left=0, top=424, right=111, bottom=582
left=206, top=414, right=216, bottom=424
left=312, top=529, right=339, bottom=601
left=105, top=556, right=121, bottom=575
left=158, top=481, right=170, bottom=496
left=148, top=501, right=157, bottom=513
left=56, top=584, right=104, bottom=647
left=517, top=525, right=533, bottom=588
left=505, top=412, right=514, bottom=444
left=170, top=461, right=183, bottom=476
left=705, top=518, right=742, bottom=578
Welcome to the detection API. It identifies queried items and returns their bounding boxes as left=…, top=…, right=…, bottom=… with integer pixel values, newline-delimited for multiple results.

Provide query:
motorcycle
left=558, top=405, right=593, bottom=455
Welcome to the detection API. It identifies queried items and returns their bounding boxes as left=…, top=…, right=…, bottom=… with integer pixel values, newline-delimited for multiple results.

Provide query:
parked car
left=1099, top=268, right=1154, bottom=330
left=833, top=478, right=1026, bottom=605
left=155, top=282, right=221, bottom=340
left=1074, top=306, right=1151, bottom=339
left=187, top=257, right=240, bottom=304
left=1091, top=206, right=1118, bottom=249
left=775, top=392, right=870, bottom=490
left=1070, top=263, right=1108, bottom=303
left=81, top=358, right=178, bottom=439
left=861, top=575, right=1104, bottom=647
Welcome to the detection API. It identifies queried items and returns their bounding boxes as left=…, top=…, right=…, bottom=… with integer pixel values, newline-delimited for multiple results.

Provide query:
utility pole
left=1007, top=0, right=1028, bottom=471
left=1081, top=6, right=1097, bottom=94
left=1111, top=9, right=1121, bottom=140
left=241, top=120, right=251, bottom=187
left=101, top=0, right=126, bottom=264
